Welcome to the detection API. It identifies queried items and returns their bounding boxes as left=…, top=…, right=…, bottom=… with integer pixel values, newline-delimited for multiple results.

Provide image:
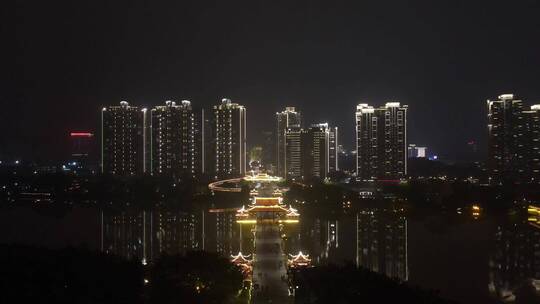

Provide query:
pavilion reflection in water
left=99, top=204, right=408, bottom=282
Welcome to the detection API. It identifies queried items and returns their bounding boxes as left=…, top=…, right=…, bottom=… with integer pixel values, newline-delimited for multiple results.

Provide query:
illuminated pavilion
left=288, top=251, right=312, bottom=268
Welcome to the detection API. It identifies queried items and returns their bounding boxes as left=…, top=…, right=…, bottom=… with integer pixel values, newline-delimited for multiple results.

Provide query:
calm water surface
left=0, top=204, right=537, bottom=304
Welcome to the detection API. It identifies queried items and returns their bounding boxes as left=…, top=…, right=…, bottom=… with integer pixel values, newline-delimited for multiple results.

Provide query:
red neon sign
left=70, top=132, right=94, bottom=137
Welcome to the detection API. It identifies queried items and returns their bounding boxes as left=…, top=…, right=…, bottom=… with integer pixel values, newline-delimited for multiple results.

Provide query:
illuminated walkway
left=252, top=219, right=289, bottom=303
left=212, top=174, right=295, bottom=303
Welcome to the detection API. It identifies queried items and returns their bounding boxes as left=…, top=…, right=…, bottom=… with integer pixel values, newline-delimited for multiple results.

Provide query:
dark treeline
left=1, top=244, right=463, bottom=304
left=285, top=178, right=540, bottom=220
left=0, top=170, right=252, bottom=211
left=3, top=164, right=540, bottom=218
left=0, top=245, right=244, bottom=304
left=292, top=263, right=457, bottom=304
left=0, top=244, right=143, bottom=304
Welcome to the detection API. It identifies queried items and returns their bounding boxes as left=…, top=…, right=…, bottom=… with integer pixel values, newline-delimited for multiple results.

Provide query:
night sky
left=8, top=0, right=540, bottom=162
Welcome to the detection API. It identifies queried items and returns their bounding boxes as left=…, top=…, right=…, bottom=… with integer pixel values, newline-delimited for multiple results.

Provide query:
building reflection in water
left=100, top=205, right=261, bottom=262
left=100, top=207, right=201, bottom=264
left=206, top=207, right=243, bottom=256
left=356, top=208, right=408, bottom=281
left=298, top=207, right=408, bottom=281
left=488, top=205, right=540, bottom=302
left=99, top=203, right=409, bottom=283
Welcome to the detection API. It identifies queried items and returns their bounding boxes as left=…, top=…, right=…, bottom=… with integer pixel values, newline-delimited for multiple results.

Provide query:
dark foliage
left=292, top=263, right=457, bottom=304
left=0, top=244, right=144, bottom=304
left=147, top=251, right=243, bottom=304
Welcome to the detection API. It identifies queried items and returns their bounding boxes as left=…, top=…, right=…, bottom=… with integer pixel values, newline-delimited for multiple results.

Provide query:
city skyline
left=8, top=1, right=540, bottom=162
left=7, top=2, right=540, bottom=303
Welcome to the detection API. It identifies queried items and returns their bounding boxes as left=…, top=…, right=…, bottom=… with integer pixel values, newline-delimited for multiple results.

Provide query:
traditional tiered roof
left=231, top=252, right=252, bottom=265
left=288, top=251, right=312, bottom=268
left=231, top=252, right=253, bottom=277
left=236, top=197, right=300, bottom=224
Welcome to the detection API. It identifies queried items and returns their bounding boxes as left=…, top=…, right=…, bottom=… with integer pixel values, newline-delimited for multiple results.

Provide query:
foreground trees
left=148, top=251, right=244, bottom=304
left=0, top=245, right=143, bottom=304
left=292, top=263, right=456, bottom=304
left=0, top=246, right=244, bottom=304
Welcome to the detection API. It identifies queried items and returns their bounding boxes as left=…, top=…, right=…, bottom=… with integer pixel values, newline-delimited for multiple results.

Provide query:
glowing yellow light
left=279, top=219, right=299, bottom=223
left=237, top=219, right=257, bottom=224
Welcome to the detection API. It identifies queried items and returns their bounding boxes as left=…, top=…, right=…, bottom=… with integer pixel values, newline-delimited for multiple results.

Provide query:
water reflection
left=206, top=208, right=241, bottom=256
left=488, top=208, right=540, bottom=302
left=298, top=207, right=408, bottom=281
left=356, top=208, right=408, bottom=281
left=98, top=204, right=408, bottom=285
left=4, top=199, right=536, bottom=302
left=100, top=208, right=202, bottom=263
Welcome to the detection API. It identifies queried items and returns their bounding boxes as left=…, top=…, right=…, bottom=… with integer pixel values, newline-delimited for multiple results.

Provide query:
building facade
left=487, top=94, right=540, bottom=183
left=284, top=128, right=302, bottom=179
left=356, top=102, right=408, bottom=181
left=69, top=131, right=95, bottom=169
left=301, top=124, right=330, bottom=179
left=407, top=144, right=427, bottom=158
left=284, top=123, right=338, bottom=180
left=487, top=94, right=524, bottom=182
left=520, top=106, right=540, bottom=182
left=101, top=101, right=146, bottom=176
left=213, top=98, right=247, bottom=179
left=276, top=107, right=302, bottom=177
left=329, top=126, right=339, bottom=173
left=150, top=100, right=195, bottom=178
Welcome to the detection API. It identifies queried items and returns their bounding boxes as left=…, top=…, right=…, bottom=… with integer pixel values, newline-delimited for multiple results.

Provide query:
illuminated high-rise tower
left=276, top=107, right=302, bottom=177
left=487, top=94, right=524, bottom=182
left=329, top=126, right=339, bottom=173
left=150, top=100, right=195, bottom=178
left=300, top=123, right=333, bottom=179
left=521, top=105, right=540, bottom=182
left=101, top=101, right=146, bottom=176
left=213, top=98, right=247, bottom=178
left=284, top=128, right=302, bottom=179
left=284, top=123, right=338, bottom=180
left=356, top=102, right=407, bottom=180
left=487, top=94, right=540, bottom=183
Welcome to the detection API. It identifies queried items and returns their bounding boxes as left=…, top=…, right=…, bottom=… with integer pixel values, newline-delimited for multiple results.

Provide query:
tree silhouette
left=148, top=251, right=243, bottom=304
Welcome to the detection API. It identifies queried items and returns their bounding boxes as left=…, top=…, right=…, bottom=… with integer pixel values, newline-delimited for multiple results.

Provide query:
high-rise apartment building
left=150, top=100, right=195, bottom=178
left=276, top=107, right=302, bottom=177
left=213, top=98, right=247, bottom=179
left=194, top=108, right=212, bottom=176
left=284, top=123, right=338, bottom=180
left=356, top=102, right=408, bottom=181
left=284, top=128, right=302, bottom=179
left=69, top=131, right=95, bottom=167
left=520, top=106, right=540, bottom=182
left=487, top=94, right=540, bottom=183
left=329, top=126, right=339, bottom=172
left=407, top=144, right=427, bottom=158
left=101, top=101, right=146, bottom=176
left=487, top=94, right=524, bottom=181
left=261, top=130, right=275, bottom=172
left=301, top=123, right=331, bottom=179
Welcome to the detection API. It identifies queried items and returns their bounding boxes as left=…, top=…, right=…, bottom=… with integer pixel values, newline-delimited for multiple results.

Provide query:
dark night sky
left=7, top=0, right=540, bottom=162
